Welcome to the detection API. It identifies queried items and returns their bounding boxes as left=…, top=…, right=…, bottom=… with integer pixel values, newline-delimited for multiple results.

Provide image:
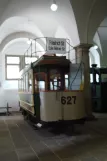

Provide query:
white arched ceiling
left=2, top=38, right=30, bottom=55
left=0, top=0, right=107, bottom=47
left=2, top=38, right=45, bottom=57
left=0, top=31, right=45, bottom=53
left=55, top=26, right=73, bottom=45
left=0, top=16, right=44, bottom=41
left=70, top=0, right=107, bottom=44
left=0, top=0, right=80, bottom=47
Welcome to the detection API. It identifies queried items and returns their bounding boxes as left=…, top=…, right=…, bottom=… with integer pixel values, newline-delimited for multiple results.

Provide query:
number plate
left=61, top=96, right=76, bottom=105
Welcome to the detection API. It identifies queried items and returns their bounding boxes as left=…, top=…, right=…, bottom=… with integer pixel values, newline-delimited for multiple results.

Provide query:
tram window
left=65, top=74, right=68, bottom=90
left=34, top=73, right=46, bottom=91
left=18, top=79, right=21, bottom=91
left=21, top=77, right=24, bottom=91
left=21, top=78, right=23, bottom=91
left=90, top=74, right=93, bottom=83
left=28, top=73, right=32, bottom=92
left=35, top=79, right=38, bottom=91
left=26, top=74, right=28, bottom=91
left=49, top=69, right=62, bottom=91
left=38, top=81, right=45, bottom=90
left=96, top=74, right=99, bottom=83
left=50, top=77, right=61, bottom=90
left=23, top=76, right=26, bottom=91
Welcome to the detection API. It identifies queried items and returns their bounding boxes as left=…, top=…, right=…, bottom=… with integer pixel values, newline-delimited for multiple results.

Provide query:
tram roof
left=20, top=55, right=71, bottom=76
left=33, top=55, right=70, bottom=67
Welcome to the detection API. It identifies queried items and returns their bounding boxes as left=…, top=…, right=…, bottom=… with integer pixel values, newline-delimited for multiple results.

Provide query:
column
left=75, top=44, right=94, bottom=119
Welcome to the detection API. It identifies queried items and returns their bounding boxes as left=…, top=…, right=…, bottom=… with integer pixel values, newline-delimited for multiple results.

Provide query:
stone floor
left=0, top=113, right=107, bottom=161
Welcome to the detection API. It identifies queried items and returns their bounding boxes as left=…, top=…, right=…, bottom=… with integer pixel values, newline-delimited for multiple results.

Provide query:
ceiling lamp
left=93, top=45, right=98, bottom=50
left=51, top=0, right=58, bottom=11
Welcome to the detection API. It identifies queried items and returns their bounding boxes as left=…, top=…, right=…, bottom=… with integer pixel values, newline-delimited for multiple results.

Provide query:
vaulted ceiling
left=0, top=0, right=106, bottom=60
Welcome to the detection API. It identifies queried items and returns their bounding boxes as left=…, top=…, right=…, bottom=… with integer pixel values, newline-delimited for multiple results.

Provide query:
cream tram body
left=18, top=55, right=86, bottom=125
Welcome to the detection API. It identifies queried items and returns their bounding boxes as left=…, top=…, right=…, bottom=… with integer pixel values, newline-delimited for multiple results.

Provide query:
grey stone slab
left=8, top=125, right=30, bottom=149
left=0, top=130, right=10, bottom=138
left=0, top=151, right=18, bottom=161
left=90, top=149, right=107, bottom=160
left=17, top=122, right=40, bottom=142
left=1, top=114, right=107, bottom=161
left=81, top=157, right=98, bottom=161
left=17, top=147, right=39, bottom=161
left=62, top=156, right=81, bottom=161
left=0, top=138, right=14, bottom=152
left=40, top=155, right=60, bottom=161
left=44, top=139, right=61, bottom=150
left=30, top=141, right=55, bottom=158
left=54, top=146, right=76, bottom=159
left=0, top=121, right=7, bottom=130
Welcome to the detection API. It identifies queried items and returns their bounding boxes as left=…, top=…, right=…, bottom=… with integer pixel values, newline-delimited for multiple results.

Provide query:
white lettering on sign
left=46, top=38, right=66, bottom=54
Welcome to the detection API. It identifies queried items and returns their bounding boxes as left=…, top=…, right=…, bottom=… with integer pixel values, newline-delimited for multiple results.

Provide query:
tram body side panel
left=61, top=91, right=86, bottom=120
left=39, top=91, right=86, bottom=122
left=19, top=92, right=35, bottom=114
left=40, top=92, right=62, bottom=122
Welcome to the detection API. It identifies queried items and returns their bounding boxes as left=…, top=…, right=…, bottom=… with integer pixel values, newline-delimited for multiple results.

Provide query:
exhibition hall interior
left=0, top=0, right=107, bottom=161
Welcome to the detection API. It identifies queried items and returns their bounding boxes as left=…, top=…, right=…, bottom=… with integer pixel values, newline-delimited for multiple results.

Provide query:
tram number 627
left=61, top=96, right=76, bottom=105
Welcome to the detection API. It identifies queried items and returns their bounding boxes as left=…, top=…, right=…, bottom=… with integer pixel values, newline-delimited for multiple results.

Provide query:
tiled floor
left=0, top=113, right=107, bottom=161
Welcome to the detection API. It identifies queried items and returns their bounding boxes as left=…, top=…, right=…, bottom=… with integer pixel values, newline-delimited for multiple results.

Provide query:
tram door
left=34, top=72, right=47, bottom=120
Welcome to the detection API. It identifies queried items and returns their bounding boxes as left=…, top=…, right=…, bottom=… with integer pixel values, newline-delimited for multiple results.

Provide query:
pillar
left=75, top=44, right=94, bottom=119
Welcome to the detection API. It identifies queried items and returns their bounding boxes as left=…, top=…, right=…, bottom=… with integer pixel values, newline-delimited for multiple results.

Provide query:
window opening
left=34, top=72, right=46, bottom=92
left=49, top=69, right=61, bottom=91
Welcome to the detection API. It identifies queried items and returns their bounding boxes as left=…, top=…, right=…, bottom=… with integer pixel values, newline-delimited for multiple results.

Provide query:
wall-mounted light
left=50, top=0, right=58, bottom=11
left=93, top=45, right=98, bottom=50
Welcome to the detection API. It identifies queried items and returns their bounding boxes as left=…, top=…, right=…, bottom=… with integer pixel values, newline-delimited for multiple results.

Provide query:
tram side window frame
left=49, top=69, right=62, bottom=91
left=28, top=70, right=33, bottom=92
left=65, top=74, right=69, bottom=90
left=25, top=73, right=29, bottom=92
left=18, top=78, right=22, bottom=92
left=34, top=72, right=47, bottom=92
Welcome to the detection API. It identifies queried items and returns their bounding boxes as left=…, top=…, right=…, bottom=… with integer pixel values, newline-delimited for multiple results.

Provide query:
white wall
left=0, top=38, right=45, bottom=111
left=0, top=52, right=19, bottom=110
left=89, top=47, right=101, bottom=67
left=0, top=39, right=29, bottom=110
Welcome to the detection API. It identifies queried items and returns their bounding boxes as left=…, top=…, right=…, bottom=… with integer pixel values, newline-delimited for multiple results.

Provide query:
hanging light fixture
left=50, top=0, right=58, bottom=11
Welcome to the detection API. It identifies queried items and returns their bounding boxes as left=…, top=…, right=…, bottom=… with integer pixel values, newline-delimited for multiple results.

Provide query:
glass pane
left=65, top=75, right=68, bottom=78
left=23, top=76, right=26, bottom=91
left=39, top=81, right=45, bottom=90
left=50, top=82, right=53, bottom=90
left=28, top=73, right=32, bottom=92
left=7, top=57, right=20, bottom=64
left=96, top=74, right=99, bottom=83
left=7, top=65, right=20, bottom=79
left=25, top=57, right=37, bottom=64
left=90, top=74, right=93, bottom=83
left=18, top=79, right=22, bottom=90
left=26, top=74, right=28, bottom=91
left=65, top=79, right=68, bottom=89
